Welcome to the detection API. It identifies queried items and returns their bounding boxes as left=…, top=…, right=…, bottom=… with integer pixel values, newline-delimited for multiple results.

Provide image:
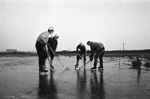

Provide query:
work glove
left=89, top=55, right=93, bottom=61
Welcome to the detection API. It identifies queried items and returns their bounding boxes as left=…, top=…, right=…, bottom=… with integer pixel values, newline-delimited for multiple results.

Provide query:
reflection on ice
left=38, top=69, right=57, bottom=99
left=76, top=69, right=87, bottom=99
left=90, top=70, right=105, bottom=99
left=0, top=56, right=150, bottom=99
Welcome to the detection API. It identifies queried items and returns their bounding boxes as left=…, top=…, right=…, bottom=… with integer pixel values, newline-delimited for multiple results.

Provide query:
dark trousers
left=35, top=41, right=47, bottom=71
left=94, top=48, right=105, bottom=68
left=76, top=54, right=86, bottom=65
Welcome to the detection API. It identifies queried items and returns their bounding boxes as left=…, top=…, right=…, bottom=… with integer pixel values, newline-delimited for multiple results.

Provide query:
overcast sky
left=0, top=0, right=150, bottom=51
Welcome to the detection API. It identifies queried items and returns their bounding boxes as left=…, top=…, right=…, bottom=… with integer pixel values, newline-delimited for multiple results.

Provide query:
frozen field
left=0, top=56, right=150, bottom=99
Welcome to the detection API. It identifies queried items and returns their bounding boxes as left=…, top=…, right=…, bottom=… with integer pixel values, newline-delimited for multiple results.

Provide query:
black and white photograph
left=0, top=0, right=150, bottom=99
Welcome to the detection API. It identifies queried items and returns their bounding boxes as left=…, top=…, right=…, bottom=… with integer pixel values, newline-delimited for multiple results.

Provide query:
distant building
left=6, top=49, right=17, bottom=53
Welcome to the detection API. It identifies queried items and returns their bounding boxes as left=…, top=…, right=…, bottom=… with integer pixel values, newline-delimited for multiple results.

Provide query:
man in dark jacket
left=75, top=42, right=86, bottom=67
left=47, top=34, right=59, bottom=69
left=87, top=41, right=105, bottom=70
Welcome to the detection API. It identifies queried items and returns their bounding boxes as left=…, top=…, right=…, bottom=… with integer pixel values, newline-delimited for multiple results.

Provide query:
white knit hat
left=48, top=26, right=54, bottom=31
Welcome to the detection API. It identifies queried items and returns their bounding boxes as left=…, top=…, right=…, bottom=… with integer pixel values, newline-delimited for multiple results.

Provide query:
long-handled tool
left=47, top=45, right=70, bottom=70
left=47, top=54, right=55, bottom=70
left=56, top=56, right=65, bottom=67
left=86, top=60, right=91, bottom=64
left=45, top=46, right=55, bottom=71
left=78, top=60, right=91, bottom=70
left=56, top=56, right=70, bottom=70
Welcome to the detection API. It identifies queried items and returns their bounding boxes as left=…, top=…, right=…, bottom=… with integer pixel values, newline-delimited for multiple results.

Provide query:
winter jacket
left=36, top=31, right=50, bottom=44
left=47, top=37, right=58, bottom=53
left=76, top=44, right=86, bottom=55
left=89, top=42, right=104, bottom=56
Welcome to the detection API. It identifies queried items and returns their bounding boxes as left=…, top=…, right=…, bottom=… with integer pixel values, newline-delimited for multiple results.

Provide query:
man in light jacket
left=35, top=26, right=54, bottom=73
